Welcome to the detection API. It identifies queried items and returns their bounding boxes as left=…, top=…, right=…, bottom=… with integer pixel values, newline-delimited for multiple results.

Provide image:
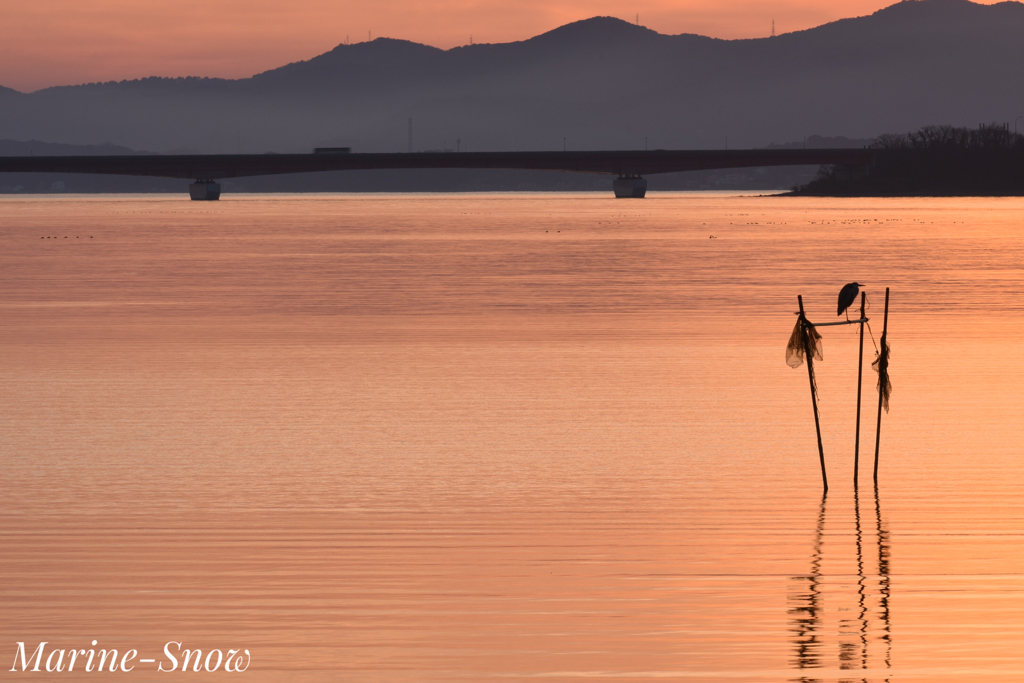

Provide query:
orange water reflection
left=788, top=489, right=892, bottom=680
left=1, top=193, right=1023, bottom=682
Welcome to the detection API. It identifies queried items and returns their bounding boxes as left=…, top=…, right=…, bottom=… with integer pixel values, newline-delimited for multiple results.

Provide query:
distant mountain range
left=1, top=0, right=1023, bottom=155
left=0, top=140, right=148, bottom=156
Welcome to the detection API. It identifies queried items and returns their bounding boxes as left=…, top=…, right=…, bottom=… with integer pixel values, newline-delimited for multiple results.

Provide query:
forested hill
left=792, top=124, right=1024, bottom=196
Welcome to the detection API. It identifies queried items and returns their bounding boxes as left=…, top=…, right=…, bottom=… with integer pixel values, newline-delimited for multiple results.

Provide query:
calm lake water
left=2, top=192, right=1023, bottom=682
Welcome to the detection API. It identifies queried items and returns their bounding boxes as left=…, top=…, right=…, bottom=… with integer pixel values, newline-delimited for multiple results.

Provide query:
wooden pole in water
left=873, top=287, right=890, bottom=485
left=853, top=291, right=866, bottom=487
left=798, top=295, right=828, bottom=493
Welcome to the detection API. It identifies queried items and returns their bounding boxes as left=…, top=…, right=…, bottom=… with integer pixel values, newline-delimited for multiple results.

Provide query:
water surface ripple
left=2, top=193, right=1023, bottom=682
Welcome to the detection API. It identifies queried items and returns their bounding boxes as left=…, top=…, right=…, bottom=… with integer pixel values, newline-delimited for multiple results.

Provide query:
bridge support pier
left=190, top=180, right=221, bottom=201
left=613, top=175, right=647, bottom=198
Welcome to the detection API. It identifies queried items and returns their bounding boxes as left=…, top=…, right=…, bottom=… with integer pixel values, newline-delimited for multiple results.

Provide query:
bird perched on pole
left=837, top=282, right=864, bottom=320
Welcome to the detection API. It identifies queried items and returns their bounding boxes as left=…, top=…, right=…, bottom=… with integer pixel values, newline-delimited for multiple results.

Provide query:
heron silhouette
left=838, top=282, right=864, bottom=320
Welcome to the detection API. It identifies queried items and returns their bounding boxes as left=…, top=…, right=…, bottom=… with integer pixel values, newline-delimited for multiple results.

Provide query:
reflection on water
left=3, top=193, right=1024, bottom=682
left=873, top=487, right=892, bottom=673
left=789, top=488, right=892, bottom=681
left=790, top=495, right=827, bottom=672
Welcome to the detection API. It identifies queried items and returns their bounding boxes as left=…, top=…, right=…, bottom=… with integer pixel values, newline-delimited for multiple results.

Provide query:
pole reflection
left=789, top=493, right=827, bottom=673
left=875, top=486, right=892, bottom=672
left=788, top=488, right=891, bottom=681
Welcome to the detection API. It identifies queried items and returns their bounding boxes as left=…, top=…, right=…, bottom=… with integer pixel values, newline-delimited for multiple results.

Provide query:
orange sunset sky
left=0, top=0, right=1006, bottom=93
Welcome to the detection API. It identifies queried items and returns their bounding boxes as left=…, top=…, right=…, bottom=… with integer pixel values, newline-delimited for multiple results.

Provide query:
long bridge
left=0, top=148, right=875, bottom=199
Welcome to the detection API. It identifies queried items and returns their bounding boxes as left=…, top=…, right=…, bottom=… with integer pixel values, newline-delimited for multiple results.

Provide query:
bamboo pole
left=873, top=287, right=890, bottom=484
left=798, top=295, right=828, bottom=493
left=853, top=291, right=866, bottom=487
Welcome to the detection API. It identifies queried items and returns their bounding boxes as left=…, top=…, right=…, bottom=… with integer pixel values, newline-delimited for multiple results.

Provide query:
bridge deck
left=0, top=149, right=874, bottom=180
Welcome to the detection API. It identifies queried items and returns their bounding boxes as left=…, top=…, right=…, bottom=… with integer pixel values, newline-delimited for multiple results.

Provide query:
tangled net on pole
left=873, top=333, right=892, bottom=412
left=786, top=317, right=823, bottom=369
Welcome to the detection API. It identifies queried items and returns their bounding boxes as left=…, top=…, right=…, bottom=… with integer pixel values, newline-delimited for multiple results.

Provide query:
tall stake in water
left=873, top=287, right=891, bottom=484
left=798, top=295, right=828, bottom=493
left=853, top=291, right=866, bottom=486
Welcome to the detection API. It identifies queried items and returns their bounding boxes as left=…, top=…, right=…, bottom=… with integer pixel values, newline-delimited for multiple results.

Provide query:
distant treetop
left=871, top=124, right=1024, bottom=151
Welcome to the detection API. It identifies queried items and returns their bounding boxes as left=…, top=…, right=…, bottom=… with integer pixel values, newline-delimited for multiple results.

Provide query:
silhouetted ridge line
left=527, top=17, right=663, bottom=45
left=0, top=139, right=152, bottom=156
left=258, top=38, right=445, bottom=81
left=1, top=0, right=1022, bottom=156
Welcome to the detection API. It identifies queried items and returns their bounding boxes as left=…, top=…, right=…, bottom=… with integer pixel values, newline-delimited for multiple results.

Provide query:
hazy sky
left=0, top=0, right=1003, bottom=92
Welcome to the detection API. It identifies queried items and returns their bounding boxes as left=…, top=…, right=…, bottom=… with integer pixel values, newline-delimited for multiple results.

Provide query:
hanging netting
left=873, top=334, right=892, bottom=413
left=786, top=317, right=823, bottom=369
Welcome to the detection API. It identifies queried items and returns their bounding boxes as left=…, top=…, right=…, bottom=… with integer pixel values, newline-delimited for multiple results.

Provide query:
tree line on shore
left=792, top=124, right=1024, bottom=196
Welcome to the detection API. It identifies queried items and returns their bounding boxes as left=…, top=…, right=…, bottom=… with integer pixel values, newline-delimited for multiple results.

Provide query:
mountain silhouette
left=0, top=139, right=148, bottom=156
left=1, top=0, right=1023, bottom=154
